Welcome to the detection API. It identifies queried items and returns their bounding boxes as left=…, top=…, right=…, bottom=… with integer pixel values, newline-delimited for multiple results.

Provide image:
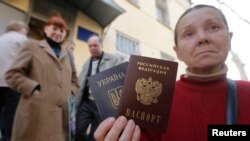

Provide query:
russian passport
left=117, top=55, right=178, bottom=132
left=88, top=62, right=128, bottom=120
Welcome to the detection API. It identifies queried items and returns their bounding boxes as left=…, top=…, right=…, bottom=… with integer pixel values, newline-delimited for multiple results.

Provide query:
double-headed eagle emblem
left=135, top=77, right=162, bottom=105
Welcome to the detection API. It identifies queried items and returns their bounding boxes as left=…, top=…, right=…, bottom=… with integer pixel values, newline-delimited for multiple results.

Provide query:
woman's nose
left=197, top=31, right=209, bottom=45
left=55, top=29, right=62, bottom=35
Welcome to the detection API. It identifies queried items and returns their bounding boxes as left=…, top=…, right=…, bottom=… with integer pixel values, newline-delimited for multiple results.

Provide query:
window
left=156, top=6, right=166, bottom=23
left=156, top=0, right=169, bottom=26
left=77, top=27, right=98, bottom=42
left=116, top=32, right=140, bottom=55
left=160, top=52, right=174, bottom=61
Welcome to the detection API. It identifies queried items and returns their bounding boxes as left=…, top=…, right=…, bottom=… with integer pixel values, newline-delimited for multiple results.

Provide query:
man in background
left=0, top=20, right=29, bottom=141
left=75, top=35, right=122, bottom=141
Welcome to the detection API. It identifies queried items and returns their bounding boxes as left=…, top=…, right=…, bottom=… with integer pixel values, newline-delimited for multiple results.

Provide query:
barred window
left=156, top=0, right=170, bottom=26
left=161, top=52, right=175, bottom=61
left=116, top=32, right=140, bottom=55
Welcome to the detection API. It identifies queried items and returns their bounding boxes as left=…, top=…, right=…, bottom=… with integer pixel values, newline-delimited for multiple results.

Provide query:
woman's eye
left=184, top=31, right=193, bottom=38
left=208, top=24, right=218, bottom=30
left=60, top=29, right=66, bottom=34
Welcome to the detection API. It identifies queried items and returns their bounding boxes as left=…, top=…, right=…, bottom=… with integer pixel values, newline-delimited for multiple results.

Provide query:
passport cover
left=117, top=55, right=178, bottom=132
left=88, top=62, right=128, bottom=120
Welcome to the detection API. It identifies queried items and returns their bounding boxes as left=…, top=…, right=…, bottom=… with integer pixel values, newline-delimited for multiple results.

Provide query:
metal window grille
left=155, top=0, right=170, bottom=26
left=116, top=32, right=140, bottom=55
left=160, top=51, right=175, bottom=61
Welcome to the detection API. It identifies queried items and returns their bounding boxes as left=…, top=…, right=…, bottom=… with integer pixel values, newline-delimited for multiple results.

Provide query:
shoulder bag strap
left=226, top=78, right=238, bottom=125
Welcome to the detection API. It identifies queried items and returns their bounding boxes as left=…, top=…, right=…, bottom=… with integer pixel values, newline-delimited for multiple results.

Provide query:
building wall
left=168, top=0, right=190, bottom=78
left=104, top=0, right=191, bottom=79
left=2, top=0, right=29, bottom=12
left=0, top=2, right=26, bottom=34
left=168, top=0, right=191, bottom=28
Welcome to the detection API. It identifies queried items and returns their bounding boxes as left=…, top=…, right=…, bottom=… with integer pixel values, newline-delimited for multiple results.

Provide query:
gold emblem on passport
left=108, top=86, right=123, bottom=109
left=135, top=77, right=162, bottom=105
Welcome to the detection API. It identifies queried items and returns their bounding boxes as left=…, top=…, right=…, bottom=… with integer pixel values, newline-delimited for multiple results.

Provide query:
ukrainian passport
left=117, top=55, right=178, bottom=132
left=88, top=62, right=128, bottom=120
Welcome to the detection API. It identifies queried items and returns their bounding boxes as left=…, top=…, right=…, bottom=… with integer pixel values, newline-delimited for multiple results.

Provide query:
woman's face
left=174, top=7, right=232, bottom=74
left=44, top=25, right=67, bottom=43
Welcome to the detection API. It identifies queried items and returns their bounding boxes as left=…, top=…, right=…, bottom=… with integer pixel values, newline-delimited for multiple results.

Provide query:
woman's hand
left=94, top=116, right=141, bottom=141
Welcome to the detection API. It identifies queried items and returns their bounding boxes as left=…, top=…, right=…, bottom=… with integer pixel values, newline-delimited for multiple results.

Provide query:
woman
left=93, top=4, right=250, bottom=141
left=5, top=15, right=79, bottom=141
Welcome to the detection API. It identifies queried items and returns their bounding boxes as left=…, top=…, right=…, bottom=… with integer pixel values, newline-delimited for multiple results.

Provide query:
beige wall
left=168, top=0, right=190, bottom=79
left=108, top=0, right=174, bottom=55
left=104, top=0, right=190, bottom=79
left=168, top=0, right=191, bottom=28
left=2, top=0, right=29, bottom=12
left=139, top=0, right=157, bottom=18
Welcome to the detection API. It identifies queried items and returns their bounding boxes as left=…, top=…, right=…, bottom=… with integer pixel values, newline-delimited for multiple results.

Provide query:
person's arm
left=112, top=54, right=123, bottom=66
left=71, top=69, right=79, bottom=96
left=94, top=116, right=141, bottom=141
left=67, top=51, right=79, bottom=96
left=5, top=41, right=40, bottom=97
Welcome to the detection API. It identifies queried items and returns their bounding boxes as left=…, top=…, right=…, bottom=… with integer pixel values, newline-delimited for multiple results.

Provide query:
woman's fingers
left=131, top=125, right=141, bottom=141
left=94, top=117, right=116, bottom=141
left=105, top=116, right=128, bottom=141
left=119, top=119, right=141, bottom=141
left=94, top=116, right=141, bottom=141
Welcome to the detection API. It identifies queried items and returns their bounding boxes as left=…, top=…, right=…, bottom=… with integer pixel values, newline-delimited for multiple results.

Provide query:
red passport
left=117, top=55, right=178, bottom=132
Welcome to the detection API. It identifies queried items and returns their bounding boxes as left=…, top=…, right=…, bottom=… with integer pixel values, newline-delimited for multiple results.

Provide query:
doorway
left=28, top=17, right=45, bottom=40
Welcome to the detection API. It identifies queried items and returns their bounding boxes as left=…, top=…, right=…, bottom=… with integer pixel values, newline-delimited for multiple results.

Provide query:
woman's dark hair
left=174, top=4, right=229, bottom=46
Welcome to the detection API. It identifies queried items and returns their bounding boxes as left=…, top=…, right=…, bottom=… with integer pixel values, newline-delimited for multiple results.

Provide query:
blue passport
left=88, top=62, right=128, bottom=120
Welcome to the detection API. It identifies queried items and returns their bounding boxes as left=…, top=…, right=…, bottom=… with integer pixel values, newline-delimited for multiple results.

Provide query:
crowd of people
left=1, top=4, right=250, bottom=141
